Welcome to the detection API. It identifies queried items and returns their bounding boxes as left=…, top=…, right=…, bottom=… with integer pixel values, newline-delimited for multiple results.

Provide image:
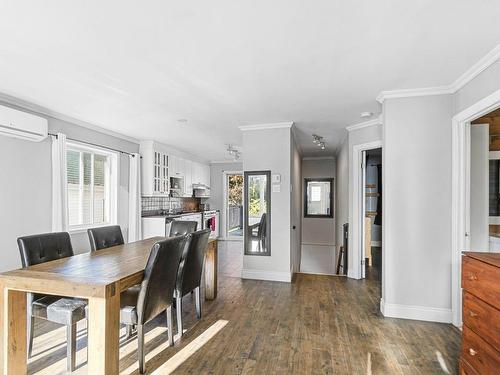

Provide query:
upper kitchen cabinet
left=140, top=141, right=169, bottom=196
left=183, top=160, right=193, bottom=197
left=192, top=162, right=210, bottom=188
left=169, top=154, right=184, bottom=177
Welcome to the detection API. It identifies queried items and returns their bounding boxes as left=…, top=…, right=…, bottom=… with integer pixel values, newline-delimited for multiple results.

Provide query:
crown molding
left=0, top=91, right=140, bottom=145
left=345, top=116, right=383, bottom=132
left=210, top=159, right=243, bottom=164
left=376, top=86, right=454, bottom=103
left=377, top=43, right=500, bottom=104
left=239, top=121, right=294, bottom=131
left=302, top=156, right=335, bottom=161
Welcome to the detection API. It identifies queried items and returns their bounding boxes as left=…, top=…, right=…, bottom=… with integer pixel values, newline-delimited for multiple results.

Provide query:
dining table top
left=0, top=236, right=216, bottom=299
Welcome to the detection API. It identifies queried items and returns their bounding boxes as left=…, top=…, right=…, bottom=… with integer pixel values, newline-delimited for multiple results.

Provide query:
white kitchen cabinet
left=169, top=155, right=185, bottom=177
left=142, top=217, right=167, bottom=239
left=184, top=160, right=193, bottom=197
left=140, top=141, right=169, bottom=196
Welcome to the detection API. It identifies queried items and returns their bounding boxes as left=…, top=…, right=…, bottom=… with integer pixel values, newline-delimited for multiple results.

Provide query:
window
left=66, top=142, right=118, bottom=231
left=304, top=178, right=333, bottom=218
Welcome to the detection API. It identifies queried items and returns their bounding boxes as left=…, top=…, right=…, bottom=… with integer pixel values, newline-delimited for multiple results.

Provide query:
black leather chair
left=174, top=229, right=211, bottom=337
left=87, top=225, right=124, bottom=251
left=120, top=235, right=189, bottom=374
left=249, top=213, right=267, bottom=251
left=17, top=232, right=86, bottom=372
left=169, top=220, right=197, bottom=237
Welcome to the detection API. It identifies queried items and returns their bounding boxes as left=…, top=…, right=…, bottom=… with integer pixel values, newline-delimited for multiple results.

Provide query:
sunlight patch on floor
left=151, top=320, right=228, bottom=375
left=435, top=350, right=450, bottom=374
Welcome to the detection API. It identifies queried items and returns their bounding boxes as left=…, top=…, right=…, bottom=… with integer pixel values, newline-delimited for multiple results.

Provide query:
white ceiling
left=0, top=1, right=499, bottom=160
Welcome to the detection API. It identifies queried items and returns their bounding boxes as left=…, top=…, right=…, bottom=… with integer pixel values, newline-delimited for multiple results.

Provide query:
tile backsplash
left=141, top=196, right=199, bottom=214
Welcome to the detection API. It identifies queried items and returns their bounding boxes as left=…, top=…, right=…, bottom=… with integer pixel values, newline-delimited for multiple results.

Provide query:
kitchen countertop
left=141, top=210, right=218, bottom=219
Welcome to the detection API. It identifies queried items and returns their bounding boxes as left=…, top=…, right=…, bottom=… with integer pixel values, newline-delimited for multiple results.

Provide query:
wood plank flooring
left=30, top=268, right=460, bottom=374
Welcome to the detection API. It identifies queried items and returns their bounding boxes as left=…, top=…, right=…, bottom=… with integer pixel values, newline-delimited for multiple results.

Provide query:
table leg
left=204, top=240, right=218, bottom=300
left=87, top=287, right=120, bottom=375
left=0, top=286, right=27, bottom=375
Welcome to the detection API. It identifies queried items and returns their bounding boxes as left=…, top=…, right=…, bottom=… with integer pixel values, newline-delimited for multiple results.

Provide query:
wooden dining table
left=0, top=236, right=218, bottom=375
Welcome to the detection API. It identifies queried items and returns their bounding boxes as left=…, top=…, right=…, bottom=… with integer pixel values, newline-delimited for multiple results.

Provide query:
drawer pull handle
left=469, top=311, right=478, bottom=317
left=469, top=348, right=477, bottom=356
left=468, top=273, right=478, bottom=281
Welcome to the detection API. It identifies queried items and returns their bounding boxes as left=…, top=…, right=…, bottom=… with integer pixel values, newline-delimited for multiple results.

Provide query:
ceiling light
left=227, top=144, right=240, bottom=160
left=177, top=118, right=188, bottom=124
left=312, top=134, right=326, bottom=150
left=360, top=112, right=373, bottom=118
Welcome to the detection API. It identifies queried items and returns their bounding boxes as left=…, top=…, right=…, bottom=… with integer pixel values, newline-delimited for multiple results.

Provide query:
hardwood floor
left=30, top=270, right=460, bottom=374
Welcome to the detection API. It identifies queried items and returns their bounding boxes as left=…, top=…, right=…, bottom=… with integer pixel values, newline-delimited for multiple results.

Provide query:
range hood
left=192, top=183, right=209, bottom=190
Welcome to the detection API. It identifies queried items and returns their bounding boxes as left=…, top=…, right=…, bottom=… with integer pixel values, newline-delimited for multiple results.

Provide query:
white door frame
left=222, top=170, right=243, bottom=241
left=451, top=88, right=500, bottom=327
left=350, top=140, right=383, bottom=281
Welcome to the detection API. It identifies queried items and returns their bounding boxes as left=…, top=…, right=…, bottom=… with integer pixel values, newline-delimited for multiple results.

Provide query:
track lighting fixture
left=312, top=134, right=326, bottom=150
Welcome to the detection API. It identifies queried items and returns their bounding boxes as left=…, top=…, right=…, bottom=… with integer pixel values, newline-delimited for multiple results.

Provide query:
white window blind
left=66, top=143, right=117, bottom=230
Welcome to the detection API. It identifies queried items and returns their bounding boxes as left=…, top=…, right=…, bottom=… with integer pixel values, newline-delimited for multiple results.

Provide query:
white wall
left=290, top=134, right=302, bottom=273
left=470, top=124, right=489, bottom=250
left=0, top=102, right=139, bottom=272
left=242, top=127, right=292, bottom=281
left=347, top=124, right=383, bottom=277
left=300, top=158, right=336, bottom=274
left=207, top=161, right=243, bottom=211
left=383, top=94, right=453, bottom=321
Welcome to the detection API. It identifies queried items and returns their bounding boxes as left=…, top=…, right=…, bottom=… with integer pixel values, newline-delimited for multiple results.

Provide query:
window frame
left=66, top=141, right=119, bottom=233
left=303, top=178, right=334, bottom=219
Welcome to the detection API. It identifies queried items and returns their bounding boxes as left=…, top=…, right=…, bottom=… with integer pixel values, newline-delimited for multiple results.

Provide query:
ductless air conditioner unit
left=0, top=104, right=48, bottom=142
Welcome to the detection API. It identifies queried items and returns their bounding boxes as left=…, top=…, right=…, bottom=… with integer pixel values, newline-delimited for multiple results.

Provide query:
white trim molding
left=210, top=159, right=243, bottom=164
left=451, top=87, right=500, bottom=327
left=380, top=299, right=452, bottom=323
left=239, top=121, right=294, bottom=132
left=377, top=43, right=500, bottom=103
left=302, top=156, right=335, bottom=161
left=345, top=116, right=383, bottom=132
left=241, top=269, right=292, bottom=282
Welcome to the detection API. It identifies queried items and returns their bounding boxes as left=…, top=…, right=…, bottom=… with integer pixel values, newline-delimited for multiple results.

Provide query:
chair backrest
left=176, top=229, right=211, bottom=297
left=87, top=225, right=124, bottom=251
left=17, top=232, right=74, bottom=267
left=170, top=221, right=197, bottom=237
left=136, top=235, right=189, bottom=325
left=258, top=213, right=267, bottom=239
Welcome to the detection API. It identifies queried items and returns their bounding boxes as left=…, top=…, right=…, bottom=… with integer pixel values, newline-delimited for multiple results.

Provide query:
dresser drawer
left=461, top=325, right=500, bottom=375
left=462, top=256, right=500, bottom=310
left=463, top=291, right=500, bottom=352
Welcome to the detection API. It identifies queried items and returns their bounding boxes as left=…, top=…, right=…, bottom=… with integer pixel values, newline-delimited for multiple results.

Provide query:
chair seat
left=120, top=285, right=141, bottom=325
left=33, top=296, right=87, bottom=326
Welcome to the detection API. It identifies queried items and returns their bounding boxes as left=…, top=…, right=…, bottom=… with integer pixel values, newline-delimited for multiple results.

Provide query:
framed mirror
left=304, top=178, right=334, bottom=218
left=244, top=170, right=271, bottom=256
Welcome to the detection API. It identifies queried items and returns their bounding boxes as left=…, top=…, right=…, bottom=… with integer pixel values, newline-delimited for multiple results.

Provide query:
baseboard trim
left=241, top=269, right=292, bottom=283
left=380, top=299, right=452, bottom=323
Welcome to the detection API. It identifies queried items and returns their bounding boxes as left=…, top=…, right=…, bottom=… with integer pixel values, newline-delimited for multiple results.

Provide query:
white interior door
left=469, top=124, right=490, bottom=251
left=361, top=150, right=367, bottom=279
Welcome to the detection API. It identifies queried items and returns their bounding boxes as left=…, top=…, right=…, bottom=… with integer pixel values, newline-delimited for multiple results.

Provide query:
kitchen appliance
left=202, top=210, right=219, bottom=238
left=200, top=203, right=210, bottom=211
left=193, top=183, right=210, bottom=198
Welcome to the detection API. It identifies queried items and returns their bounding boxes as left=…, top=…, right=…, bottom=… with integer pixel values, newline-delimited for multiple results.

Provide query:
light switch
left=272, top=174, right=281, bottom=183
left=272, top=184, right=281, bottom=193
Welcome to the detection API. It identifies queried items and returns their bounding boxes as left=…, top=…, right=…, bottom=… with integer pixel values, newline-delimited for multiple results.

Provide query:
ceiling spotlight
left=312, top=134, right=326, bottom=150
left=360, top=112, right=373, bottom=118
left=227, top=144, right=241, bottom=160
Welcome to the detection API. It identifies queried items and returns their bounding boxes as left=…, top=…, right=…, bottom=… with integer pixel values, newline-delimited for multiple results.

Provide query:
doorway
left=222, top=171, right=243, bottom=240
left=361, top=148, right=383, bottom=286
left=451, top=89, right=500, bottom=327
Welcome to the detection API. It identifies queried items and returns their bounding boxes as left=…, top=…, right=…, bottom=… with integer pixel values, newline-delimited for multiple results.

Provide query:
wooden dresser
left=460, top=252, right=500, bottom=374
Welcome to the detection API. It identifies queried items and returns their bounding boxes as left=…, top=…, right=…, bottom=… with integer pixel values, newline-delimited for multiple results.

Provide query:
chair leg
left=125, top=324, right=133, bottom=339
left=66, top=323, right=77, bottom=373
left=176, top=296, right=183, bottom=337
left=138, top=324, right=146, bottom=374
left=27, top=315, right=35, bottom=358
left=194, top=287, right=202, bottom=320
left=166, top=306, right=174, bottom=346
